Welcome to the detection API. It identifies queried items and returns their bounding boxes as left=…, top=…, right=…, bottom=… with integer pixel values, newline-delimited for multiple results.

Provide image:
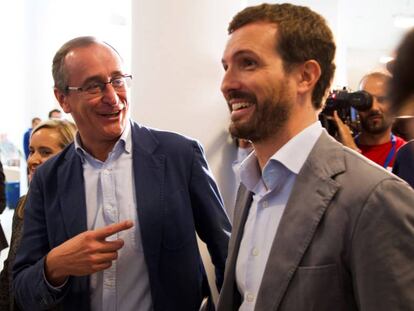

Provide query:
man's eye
left=241, top=58, right=257, bottom=69
left=84, top=83, right=102, bottom=92
left=376, top=96, right=388, bottom=103
left=111, top=78, right=124, bottom=88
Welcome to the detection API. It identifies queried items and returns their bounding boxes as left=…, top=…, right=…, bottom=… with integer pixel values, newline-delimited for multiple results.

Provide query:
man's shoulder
left=131, top=121, right=201, bottom=152
left=397, top=139, right=414, bottom=155
left=312, top=132, right=397, bottom=183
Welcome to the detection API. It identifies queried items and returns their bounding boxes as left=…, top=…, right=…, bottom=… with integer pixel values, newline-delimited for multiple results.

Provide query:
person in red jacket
left=333, top=71, right=405, bottom=170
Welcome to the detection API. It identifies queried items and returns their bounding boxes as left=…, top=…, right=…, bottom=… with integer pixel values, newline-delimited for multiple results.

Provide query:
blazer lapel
left=58, top=146, right=88, bottom=238
left=255, top=131, right=345, bottom=310
left=131, top=123, right=165, bottom=301
left=219, top=185, right=253, bottom=310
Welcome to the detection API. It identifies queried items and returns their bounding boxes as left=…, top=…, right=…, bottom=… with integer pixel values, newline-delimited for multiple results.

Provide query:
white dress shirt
left=75, top=120, right=153, bottom=311
left=235, top=122, right=323, bottom=311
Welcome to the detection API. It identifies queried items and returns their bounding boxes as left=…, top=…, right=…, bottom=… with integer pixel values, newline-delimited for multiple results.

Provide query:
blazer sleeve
left=0, top=161, right=6, bottom=213
left=188, top=141, right=231, bottom=289
left=13, top=173, right=69, bottom=311
left=351, top=178, right=414, bottom=309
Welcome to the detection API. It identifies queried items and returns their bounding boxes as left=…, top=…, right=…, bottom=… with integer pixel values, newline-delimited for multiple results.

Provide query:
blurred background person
left=389, top=28, right=414, bottom=188
left=0, top=119, right=76, bottom=311
left=22, top=117, right=41, bottom=160
left=333, top=71, right=406, bottom=170
left=48, top=109, right=62, bottom=120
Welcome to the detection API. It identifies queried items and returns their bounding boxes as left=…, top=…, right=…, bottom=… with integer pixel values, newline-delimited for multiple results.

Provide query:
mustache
left=227, top=90, right=256, bottom=102
left=366, top=110, right=383, bottom=118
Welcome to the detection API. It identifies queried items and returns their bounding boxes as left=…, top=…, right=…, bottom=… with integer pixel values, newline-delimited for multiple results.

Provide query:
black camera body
left=319, top=89, right=373, bottom=137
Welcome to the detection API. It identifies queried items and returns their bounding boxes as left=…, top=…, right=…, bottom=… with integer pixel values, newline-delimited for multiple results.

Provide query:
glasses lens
left=111, top=77, right=126, bottom=89
left=85, top=82, right=103, bottom=95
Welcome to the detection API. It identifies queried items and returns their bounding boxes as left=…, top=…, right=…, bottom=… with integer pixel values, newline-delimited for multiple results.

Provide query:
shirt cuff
left=43, top=264, right=68, bottom=291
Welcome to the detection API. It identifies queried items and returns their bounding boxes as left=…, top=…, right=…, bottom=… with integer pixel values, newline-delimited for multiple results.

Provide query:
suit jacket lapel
left=255, top=131, right=345, bottom=310
left=56, top=146, right=91, bottom=306
left=219, top=185, right=252, bottom=310
left=58, top=146, right=88, bottom=238
left=131, top=123, right=165, bottom=301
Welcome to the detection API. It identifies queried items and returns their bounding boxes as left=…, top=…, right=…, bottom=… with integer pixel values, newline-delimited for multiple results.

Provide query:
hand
left=45, top=220, right=134, bottom=286
left=331, top=111, right=360, bottom=151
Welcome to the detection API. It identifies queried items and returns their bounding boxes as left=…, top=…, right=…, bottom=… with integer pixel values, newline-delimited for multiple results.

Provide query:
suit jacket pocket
left=162, top=189, right=195, bottom=250
left=284, top=264, right=345, bottom=311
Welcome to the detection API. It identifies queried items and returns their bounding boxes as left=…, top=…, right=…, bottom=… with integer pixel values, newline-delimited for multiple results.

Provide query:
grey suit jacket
left=217, top=131, right=414, bottom=311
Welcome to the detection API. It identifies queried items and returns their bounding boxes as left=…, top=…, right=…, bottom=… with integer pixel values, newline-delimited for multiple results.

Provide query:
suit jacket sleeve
left=0, top=161, right=6, bottom=213
left=189, top=141, right=231, bottom=289
left=392, top=141, right=414, bottom=188
left=13, top=172, right=69, bottom=310
left=351, top=178, right=414, bottom=309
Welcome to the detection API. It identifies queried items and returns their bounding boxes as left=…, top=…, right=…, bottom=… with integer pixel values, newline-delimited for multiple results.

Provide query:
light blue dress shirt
left=235, top=121, right=323, bottom=311
left=74, top=120, right=153, bottom=311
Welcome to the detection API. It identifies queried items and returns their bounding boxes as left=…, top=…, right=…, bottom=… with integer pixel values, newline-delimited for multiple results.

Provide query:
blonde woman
left=0, top=119, right=76, bottom=310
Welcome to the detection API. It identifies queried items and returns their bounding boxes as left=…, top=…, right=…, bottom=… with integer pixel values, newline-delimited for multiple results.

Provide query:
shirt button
left=251, top=248, right=259, bottom=256
left=246, top=293, right=255, bottom=302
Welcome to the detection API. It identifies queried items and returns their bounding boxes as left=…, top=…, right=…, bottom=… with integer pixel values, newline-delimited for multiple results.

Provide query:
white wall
left=131, top=0, right=245, bottom=214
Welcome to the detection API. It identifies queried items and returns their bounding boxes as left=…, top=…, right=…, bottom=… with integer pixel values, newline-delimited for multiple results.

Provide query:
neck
left=358, top=128, right=392, bottom=146
left=79, top=137, right=118, bottom=162
left=253, top=112, right=317, bottom=170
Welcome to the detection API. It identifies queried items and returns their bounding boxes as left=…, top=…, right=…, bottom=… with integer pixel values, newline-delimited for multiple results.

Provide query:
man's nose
left=221, top=68, right=241, bottom=96
left=102, top=83, right=119, bottom=105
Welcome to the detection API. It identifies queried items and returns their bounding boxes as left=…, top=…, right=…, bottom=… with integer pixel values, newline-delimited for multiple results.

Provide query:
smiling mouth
left=99, top=104, right=126, bottom=117
left=231, top=102, right=253, bottom=111
left=100, top=111, right=121, bottom=117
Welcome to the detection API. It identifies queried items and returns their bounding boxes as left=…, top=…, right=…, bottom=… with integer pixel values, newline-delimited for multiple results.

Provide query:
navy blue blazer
left=13, top=121, right=231, bottom=311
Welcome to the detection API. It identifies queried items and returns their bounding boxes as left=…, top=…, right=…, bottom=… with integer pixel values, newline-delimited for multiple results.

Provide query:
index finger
left=94, top=220, right=134, bottom=239
left=332, top=110, right=343, bottom=124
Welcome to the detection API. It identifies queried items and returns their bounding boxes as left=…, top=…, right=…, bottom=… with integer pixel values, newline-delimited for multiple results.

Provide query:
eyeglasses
left=66, top=74, right=132, bottom=95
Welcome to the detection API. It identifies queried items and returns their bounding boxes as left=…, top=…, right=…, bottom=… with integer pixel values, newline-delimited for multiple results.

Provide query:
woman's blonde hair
left=17, top=119, right=77, bottom=218
left=31, top=119, right=77, bottom=148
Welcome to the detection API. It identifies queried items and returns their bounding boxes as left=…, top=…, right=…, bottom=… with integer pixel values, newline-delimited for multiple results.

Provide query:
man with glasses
left=13, top=36, right=231, bottom=311
left=333, top=72, right=406, bottom=171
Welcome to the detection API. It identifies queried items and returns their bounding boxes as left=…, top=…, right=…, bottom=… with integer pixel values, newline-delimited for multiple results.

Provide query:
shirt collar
left=239, top=121, right=322, bottom=191
left=268, top=121, right=322, bottom=174
left=75, top=119, right=132, bottom=163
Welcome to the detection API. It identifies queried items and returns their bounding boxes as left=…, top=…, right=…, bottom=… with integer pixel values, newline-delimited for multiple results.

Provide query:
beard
left=228, top=86, right=292, bottom=142
left=360, top=112, right=393, bottom=135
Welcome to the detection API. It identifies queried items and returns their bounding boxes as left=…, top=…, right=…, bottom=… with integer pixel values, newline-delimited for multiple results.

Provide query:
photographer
left=333, top=71, right=406, bottom=170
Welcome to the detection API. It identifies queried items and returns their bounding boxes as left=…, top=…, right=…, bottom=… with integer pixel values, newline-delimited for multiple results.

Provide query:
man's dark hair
left=48, top=109, right=61, bottom=119
left=52, top=36, right=122, bottom=93
left=228, top=3, right=336, bottom=109
left=389, top=28, right=414, bottom=113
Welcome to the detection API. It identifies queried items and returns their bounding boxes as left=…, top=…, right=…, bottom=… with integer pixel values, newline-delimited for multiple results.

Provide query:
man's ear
left=297, top=60, right=321, bottom=95
left=54, top=88, right=71, bottom=113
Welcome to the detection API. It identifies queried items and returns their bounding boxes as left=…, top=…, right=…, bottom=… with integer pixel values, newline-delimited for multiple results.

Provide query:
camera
left=319, top=89, right=373, bottom=137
